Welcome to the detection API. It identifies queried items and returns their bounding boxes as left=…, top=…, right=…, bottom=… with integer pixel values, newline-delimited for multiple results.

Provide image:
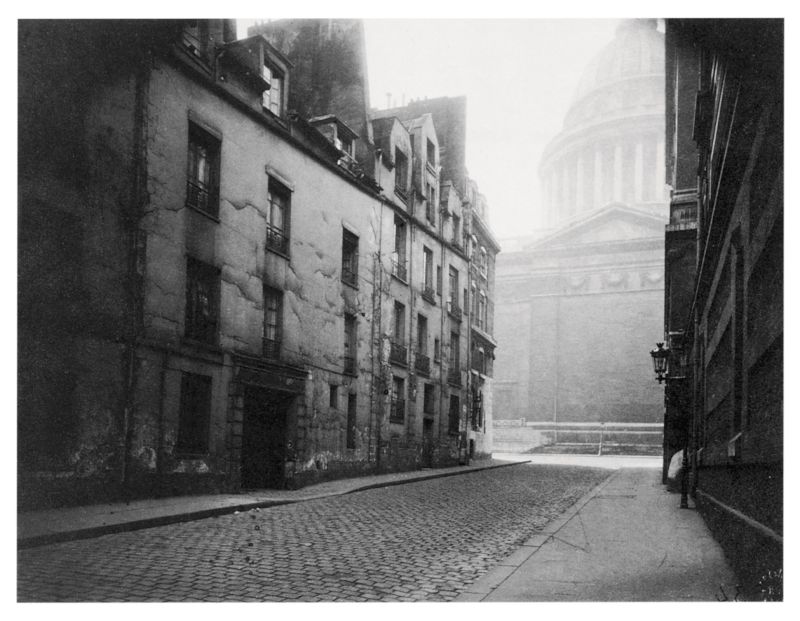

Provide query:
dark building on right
left=663, top=18, right=782, bottom=598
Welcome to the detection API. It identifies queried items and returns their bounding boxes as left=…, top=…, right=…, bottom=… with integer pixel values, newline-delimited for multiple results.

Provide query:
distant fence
left=492, top=420, right=663, bottom=453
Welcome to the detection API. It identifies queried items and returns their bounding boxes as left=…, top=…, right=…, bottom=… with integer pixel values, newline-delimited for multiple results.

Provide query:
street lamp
left=650, top=342, right=669, bottom=383
left=650, top=340, right=690, bottom=509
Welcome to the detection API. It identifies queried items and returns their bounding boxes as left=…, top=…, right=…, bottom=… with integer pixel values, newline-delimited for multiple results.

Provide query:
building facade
left=18, top=19, right=494, bottom=509
left=664, top=19, right=783, bottom=598
left=494, top=19, right=666, bottom=433
left=372, top=96, right=501, bottom=459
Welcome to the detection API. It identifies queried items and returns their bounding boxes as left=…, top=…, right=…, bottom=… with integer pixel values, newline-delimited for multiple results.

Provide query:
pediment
left=528, top=204, right=666, bottom=250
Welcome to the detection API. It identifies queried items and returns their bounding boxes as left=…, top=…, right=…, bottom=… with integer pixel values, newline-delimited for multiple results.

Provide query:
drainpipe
left=120, top=48, right=151, bottom=491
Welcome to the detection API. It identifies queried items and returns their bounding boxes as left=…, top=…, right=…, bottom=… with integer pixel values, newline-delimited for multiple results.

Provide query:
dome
left=564, top=19, right=664, bottom=130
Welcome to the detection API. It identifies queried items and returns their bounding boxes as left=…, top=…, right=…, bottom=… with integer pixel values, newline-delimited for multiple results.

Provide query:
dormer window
left=262, top=63, right=284, bottom=117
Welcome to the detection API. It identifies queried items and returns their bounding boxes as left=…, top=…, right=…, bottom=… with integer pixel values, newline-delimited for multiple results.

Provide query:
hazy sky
left=239, top=18, right=620, bottom=240
left=363, top=19, right=620, bottom=239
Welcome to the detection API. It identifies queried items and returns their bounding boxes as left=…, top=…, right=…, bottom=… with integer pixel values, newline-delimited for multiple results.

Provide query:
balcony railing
left=186, top=179, right=218, bottom=217
left=342, top=266, right=358, bottom=287
left=447, top=300, right=462, bottom=322
left=447, top=368, right=462, bottom=386
left=263, top=337, right=281, bottom=360
left=415, top=352, right=431, bottom=376
left=389, top=340, right=408, bottom=366
left=343, top=355, right=357, bottom=376
left=392, top=259, right=408, bottom=281
left=266, top=225, right=289, bottom=255
left=390, top=399, right=406, bottom=424
left=422, top=285, right=436, bottom=304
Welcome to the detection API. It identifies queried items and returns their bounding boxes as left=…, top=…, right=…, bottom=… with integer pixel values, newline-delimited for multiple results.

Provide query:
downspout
left=121, top=48, right=151, bottom=490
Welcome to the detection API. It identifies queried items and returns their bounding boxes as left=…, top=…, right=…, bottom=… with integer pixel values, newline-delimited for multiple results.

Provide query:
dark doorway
left=422, top=418, right=434, bottom=467
left=241, top=386, right=292, bottom=489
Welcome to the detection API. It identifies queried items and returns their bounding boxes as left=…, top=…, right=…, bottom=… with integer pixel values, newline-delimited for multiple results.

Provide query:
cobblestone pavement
left=18, top=464, right=610, bottom=602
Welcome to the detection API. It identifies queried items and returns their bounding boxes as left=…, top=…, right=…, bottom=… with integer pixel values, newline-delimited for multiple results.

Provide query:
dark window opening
left=342, top=229, right=359, bottom=287
left=176, top=372, right=212, bottom=456
left=266, top=179, right=290, bottom=255
left=185, top=258, right=220, bottom=344
left=346, top=394, right=357, bottom=449
left=263, top=286, right=282, bottom=359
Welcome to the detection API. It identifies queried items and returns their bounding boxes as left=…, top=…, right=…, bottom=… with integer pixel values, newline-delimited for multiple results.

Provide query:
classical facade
left=494, top=19, right=666, bottom=431
left=664, top=19, right=783, bottom=598
left=18, top=19, right=494, bottom=509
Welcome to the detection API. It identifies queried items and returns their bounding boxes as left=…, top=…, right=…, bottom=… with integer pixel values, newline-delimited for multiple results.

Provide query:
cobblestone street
left=18, top=464, right=609, bottom=602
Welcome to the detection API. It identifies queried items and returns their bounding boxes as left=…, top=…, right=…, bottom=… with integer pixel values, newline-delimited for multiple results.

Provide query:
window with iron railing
left=392, top=259, right=408, bottom=282
left=265, top=180, right=290, bottom=255
left=447, top=368, right=462, bottom=386
left=342, top=229, right=359, bottom=287
left=186, top=122, right=220, bottom=219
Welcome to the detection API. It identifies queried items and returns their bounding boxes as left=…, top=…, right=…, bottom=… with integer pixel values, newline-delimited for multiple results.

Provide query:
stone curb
left=454, top=468, right=620, bottom=601
left=18, top=460, right=528, bottom=549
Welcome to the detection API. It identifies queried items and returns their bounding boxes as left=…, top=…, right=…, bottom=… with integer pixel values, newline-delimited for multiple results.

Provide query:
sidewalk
left=456, top=467, right=739, bottom=602
left=18, top=458, right=520, bottom=549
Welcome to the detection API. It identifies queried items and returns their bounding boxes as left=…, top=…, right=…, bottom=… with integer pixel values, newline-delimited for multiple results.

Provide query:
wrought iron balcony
left=415, top=352, right=431, bottom=376
left=392, top=259, right=408, bottom=281
left=421, top=285, right=436, bottom=304
left=447, top=300, right=462, bottom=322
left=186, top=179, right=218, bottom=217
left=343, top=355, right=357, bottom=376
left=266, top=225, right=289, bottom=255
left=390, top=399, right=405, bottom=424
left=447, top=368, right=462, bottom=386
left=263, top=337, right=281, bottom=360
left=389, top=340, right=408, bottom=366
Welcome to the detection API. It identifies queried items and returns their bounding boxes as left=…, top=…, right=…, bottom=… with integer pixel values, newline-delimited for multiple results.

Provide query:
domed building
left=493, top=20, right=667, bottom=451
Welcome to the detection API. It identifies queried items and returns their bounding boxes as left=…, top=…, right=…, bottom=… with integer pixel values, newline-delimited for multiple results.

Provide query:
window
left=342, top=229, right=359, bottom=287
left=436, top=265, right=442, bottom=295
left=448, top=395, right=460, bottom=434
left=448, top=266, right=459, bottom=307
left=176, top=372, right=212, bottom=455
left=427, top=138, right=436, bottom=166
left=393, top=301, right=406, bottom=342
left=186, top=122, right=221, bottom=218
left=416, top=314, right=430, bottom=376
left=452, top=215, right=461, bottom=247
left=391, top=376, right=405, bottom=423
left=450, top=331, right=460, bottom=368
left=346, top=394, right=357, bottom=449
left=329, top=384, right=338, bottom=409
left=479, top=292, right=488, bottom=331
left=262, top=63, right=284, bottom=117
left=393, top=217, right=407, bottom=280
left=422, top=247, right=435, bottom=300
left=185, top=258, right=220, bottom=344
left=344, top=314, right=357, bottom=375
left=426, top=183, right=436, bottom=225
left=480, top=247, right=488, bottom=277
left=390, top=301, right=407, bottom=366
left=394, top=147, right=408, bottom=194
left=266, top=179, right=290, bottom=255
left=434, top=337, right=441, bottom=362
left=417, top=314, right=428, bottom=354
left=423, top=384, right=435, bottom=415
left=263, top=286, right=282, bottom=359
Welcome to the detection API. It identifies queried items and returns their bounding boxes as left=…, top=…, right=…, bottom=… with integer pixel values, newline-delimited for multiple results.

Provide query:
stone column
left=594, top=146, right=603, bottom=208
left=576, top=153, right=585, bottom=213
left=655, top=138, right=665, bottom=201
left=634, top=141, right=644, bottom=202
left=561, top=163, right=570, bottom=218
left=613, top=144, right=623, bottom=202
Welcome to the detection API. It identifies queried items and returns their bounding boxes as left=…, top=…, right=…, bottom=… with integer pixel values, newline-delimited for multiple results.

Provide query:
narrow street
left=18, top=464, right=609, bottom=602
